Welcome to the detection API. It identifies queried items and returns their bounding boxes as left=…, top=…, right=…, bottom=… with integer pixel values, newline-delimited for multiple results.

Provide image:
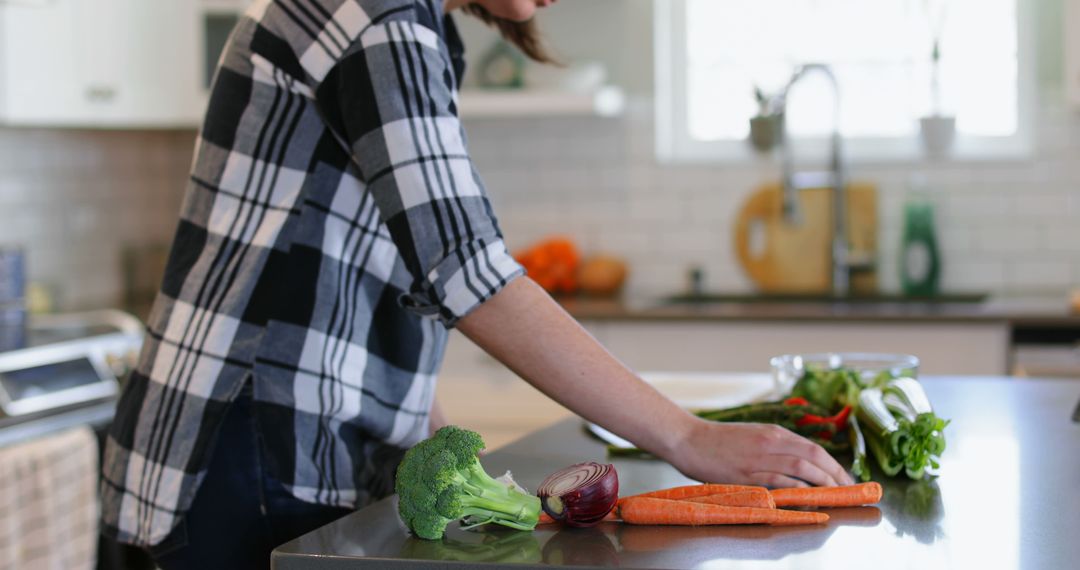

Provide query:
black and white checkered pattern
left=101, top=0, right=523, bottom=547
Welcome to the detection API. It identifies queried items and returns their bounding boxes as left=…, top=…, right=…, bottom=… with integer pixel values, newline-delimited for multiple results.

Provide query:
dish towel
left=0, top=427, right=99, bottom=570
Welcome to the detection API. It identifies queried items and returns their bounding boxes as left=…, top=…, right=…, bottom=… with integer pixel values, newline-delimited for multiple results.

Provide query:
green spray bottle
left=900, top=176, right=941, bottom=297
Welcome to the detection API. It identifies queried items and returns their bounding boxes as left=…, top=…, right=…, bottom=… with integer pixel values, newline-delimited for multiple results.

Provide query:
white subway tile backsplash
left=1010, top=192, right=1072, bottom=219
left=1043, top=225, right=1080, bottom=252
left=1005, top=261, right=1074, bottom=291
left=626, top=195, right=686, bottom=223
left=946, top=193, right=1010, bottom=221
left=942, top=259, right=1006, bottom=291
left=975, top=226, right=1043, bottom=254
left=938, top=227, right=976, bottom=255
left=3, top=93, right=1079, bottom=311
left=1069, top=190, right=1080, bottom=215
left=0, top=177, right=29, bottom=205
left=0, top=129, right=192, bottom=310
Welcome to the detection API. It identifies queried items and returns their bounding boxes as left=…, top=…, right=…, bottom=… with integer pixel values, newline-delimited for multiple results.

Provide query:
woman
left=101, top=0, right=852, bottom=567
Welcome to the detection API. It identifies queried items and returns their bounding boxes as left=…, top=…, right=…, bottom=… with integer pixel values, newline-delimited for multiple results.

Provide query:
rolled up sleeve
left=315, top=19, right=523, bottom=326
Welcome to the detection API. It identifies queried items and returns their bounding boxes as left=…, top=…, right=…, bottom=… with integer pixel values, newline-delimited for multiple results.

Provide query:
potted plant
left=918, top=0, right=955, bottom=156
left=749, top=86, right=783, bottom=153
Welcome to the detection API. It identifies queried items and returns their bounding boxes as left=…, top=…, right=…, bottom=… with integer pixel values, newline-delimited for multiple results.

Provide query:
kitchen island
left=273, top=376, right=1080, bottom=569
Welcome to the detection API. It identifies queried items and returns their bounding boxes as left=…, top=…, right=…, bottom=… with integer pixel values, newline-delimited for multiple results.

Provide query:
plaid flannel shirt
left=101, top=0, right=523, bottom=547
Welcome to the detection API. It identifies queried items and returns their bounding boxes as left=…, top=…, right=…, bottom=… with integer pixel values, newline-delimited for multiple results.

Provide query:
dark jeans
left=151, top=384, right=352, bottom=569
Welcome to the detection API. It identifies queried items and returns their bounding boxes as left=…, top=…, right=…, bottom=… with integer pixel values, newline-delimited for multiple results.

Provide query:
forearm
left=456, top=276, right=697, bottom=461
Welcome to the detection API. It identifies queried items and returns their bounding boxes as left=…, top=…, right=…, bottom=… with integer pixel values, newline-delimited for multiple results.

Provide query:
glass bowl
left=769, top=352, right=920, bottom=395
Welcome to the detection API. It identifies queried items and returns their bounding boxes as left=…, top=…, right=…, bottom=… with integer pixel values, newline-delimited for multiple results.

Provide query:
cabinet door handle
left=85, top=86, right=117, bottom=102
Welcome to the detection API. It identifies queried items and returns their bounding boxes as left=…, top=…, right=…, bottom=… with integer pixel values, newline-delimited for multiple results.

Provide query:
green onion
left=857, top=382, right=948, bottom=480
left=857, top=389, right=905, bottom=476
left=848, top=414, right=871, bottom=482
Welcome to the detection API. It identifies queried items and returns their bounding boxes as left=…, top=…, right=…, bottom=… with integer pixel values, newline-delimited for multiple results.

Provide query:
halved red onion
left=537, top=462, right=619, bottom=527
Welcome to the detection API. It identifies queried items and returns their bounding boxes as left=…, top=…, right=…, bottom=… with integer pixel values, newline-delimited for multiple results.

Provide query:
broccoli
left=395, top=426, right=541, bottom=540
left=401, top=531, right=542, bottom=563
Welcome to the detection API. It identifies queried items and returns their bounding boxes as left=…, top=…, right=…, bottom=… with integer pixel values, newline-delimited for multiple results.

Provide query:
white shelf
left=457, top=86, right=626, bottom=119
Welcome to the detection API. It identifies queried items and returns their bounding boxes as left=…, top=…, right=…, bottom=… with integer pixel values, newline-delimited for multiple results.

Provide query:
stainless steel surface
left=273, top=376, right=1080, bottom=569
left=777, top=63, right=865, bottom=297
left=26, top=309, right=144, bottom=347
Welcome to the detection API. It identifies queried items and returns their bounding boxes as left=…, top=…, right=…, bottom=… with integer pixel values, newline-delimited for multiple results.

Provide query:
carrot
left=618, top=497, right=828, bottom=526
left=685, top=489, right=776, bottom=510
left=619, top=484, right=764, bottom=507
left=770, top=482, right=883, bottom=508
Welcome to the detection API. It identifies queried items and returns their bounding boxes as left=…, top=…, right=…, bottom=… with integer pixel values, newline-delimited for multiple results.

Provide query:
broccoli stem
left=463, top=463, right=519, bottom=497
left=460, top=493, right=539, bottom=521
left=457, top=492, right=541, bottom=532
left=455, top=462, right=541, bottom=530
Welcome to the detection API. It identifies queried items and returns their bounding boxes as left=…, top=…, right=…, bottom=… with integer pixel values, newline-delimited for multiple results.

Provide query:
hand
left=668, top=418, right=855, bottom=488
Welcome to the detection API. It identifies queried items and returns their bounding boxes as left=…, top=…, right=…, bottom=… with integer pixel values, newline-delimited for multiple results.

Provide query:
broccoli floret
left=395, top=426, right=541, bottom=540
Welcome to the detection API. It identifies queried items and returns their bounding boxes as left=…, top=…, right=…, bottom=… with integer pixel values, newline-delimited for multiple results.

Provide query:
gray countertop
left=556, top=296, right=1080, bottom=327
left=273, top=376, right=1080, bottom=569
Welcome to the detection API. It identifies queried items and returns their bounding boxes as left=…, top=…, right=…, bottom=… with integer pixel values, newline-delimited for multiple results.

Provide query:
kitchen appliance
left=734, top=182, right=878, bottom=294
left=0, top=310, right=141, bottom=424
left=0, top=310, right=148, bottom=570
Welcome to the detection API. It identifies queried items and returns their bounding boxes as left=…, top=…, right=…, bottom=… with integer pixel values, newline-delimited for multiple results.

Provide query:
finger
left=804, top=443, right=854, bottom=486
left=771, top=434, right=853, bottom=486
left=760, top=454, right=838, bottom=487
left=748, top=472, right=808, bottom=489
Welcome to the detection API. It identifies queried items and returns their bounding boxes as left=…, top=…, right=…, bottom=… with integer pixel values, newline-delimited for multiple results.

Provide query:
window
left=655, top=0, right=1034, bottom=162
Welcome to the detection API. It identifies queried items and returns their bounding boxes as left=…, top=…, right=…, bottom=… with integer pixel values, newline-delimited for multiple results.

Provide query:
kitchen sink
left=663, top=292, right=989, bottom=305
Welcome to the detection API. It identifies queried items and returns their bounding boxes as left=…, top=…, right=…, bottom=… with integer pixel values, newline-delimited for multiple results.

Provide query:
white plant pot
left=919, top=115, right=956, bottom=157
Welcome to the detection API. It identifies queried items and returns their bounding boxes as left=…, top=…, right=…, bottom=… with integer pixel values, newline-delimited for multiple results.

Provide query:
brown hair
left=462, top=5, right=557, bottom=64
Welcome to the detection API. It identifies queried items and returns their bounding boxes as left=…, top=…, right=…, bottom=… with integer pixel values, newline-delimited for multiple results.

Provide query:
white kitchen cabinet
left=442, top=320, right=1010, bottom=379
left=0, top=0, right=202, bottom=127
left=436, top=319, right=1010, bottom=447
left=589, top=321, right=1010, bottom=376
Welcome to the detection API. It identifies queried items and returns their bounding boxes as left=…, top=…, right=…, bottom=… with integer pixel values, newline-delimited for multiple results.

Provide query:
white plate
left=587, top=372, right=776, bottom=449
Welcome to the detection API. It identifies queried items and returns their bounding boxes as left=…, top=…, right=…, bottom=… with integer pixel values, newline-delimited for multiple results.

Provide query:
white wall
left=457, top=0, right=1080, bottom=299
left=0, top=1, right=1075, bottom=312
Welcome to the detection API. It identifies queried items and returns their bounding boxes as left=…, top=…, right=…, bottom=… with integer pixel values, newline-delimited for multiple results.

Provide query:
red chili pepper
left=783, top=397, right=810, bottom=407
left=795, top=405, right=853, bottom=433
left=833, top=405, right=852, bottom=426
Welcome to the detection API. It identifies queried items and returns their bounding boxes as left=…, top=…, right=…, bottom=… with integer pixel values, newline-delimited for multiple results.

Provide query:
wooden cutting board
left=733, top=182, right=877, bottom=293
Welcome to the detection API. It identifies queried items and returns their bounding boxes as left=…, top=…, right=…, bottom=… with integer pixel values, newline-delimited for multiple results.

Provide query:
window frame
left=653, top=0, right=1038, bottom=164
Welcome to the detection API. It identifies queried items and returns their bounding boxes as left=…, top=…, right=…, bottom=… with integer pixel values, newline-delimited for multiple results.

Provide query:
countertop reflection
left=273, top=377, right=1080, bottom=569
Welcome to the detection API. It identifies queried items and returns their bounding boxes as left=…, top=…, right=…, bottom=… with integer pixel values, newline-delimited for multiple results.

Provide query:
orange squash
left=513, top=237, right=581, bottom=295
left=578, top=255, right=628, bottom=297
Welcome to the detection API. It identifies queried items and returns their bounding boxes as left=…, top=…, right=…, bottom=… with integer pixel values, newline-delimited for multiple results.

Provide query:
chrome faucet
left=777, top=63, right=866, bottom=297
